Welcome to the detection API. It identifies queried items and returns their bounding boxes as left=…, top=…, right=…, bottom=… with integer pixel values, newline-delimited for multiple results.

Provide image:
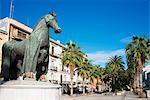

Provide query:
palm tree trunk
left=70, top=65, right=74, bottom=96
left=112, top=76, right=115, bottom=92
left=139, top=72, right=143, bottom=97
left=70, top=77, right=73, bottom=96
left=69, top=64, right=75, bottom=96
left=133, top=68, right=138, bottom=94
left=130, top=81, right=132, bottom=92
left=91, top=87, right=94, bottom=93
left=96, top=78, right=99, bottom=92
left=83, top=78, right=85, bottom=94
left=90, top=78, right=94, bottom=93
left=77, top=73, right=79, bottom=94
left=137, top=67, right=140, bottom=95
left=138, top=59, right=143, bottom=98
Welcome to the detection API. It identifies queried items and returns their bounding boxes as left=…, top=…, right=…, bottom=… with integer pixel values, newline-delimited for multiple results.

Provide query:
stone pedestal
left=0, top=80, right=61, bottom=100
left=147, top=90, right=150, bottom=98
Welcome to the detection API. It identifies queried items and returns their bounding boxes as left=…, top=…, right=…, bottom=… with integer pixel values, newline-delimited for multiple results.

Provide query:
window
left=10, top=25, right=28, bottom=40
left=52, top=46, right=54, bottom=55
left=64, top=75, right=66, bottom=81
left=51, top=59, right=54, bottom=66
left=17, top=30, right=26, bottom=39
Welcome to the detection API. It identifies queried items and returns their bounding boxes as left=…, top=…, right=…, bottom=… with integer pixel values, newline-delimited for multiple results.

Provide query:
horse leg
left=1, top=44, right=11, bottom=81
left=39, top=60, right=48, bottom=81
left=9, top=49, right=18, bottom=80
left=36, top=64, right=48, bottom=81
left=16, top=60, right=23, bottom=80
left=36, top=48, right=48, bottom=81
left=12, top=40, right=28, bottom=79
left=36, top=49, right=46, bottom=81
left=43, top=56, right=48, bottom=75
left=36, top=64, right=42, bottom=81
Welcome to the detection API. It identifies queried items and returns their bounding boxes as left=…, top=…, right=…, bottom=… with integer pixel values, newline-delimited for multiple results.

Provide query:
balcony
left=50, top=53, right=61, bottom=58
left=62, top=69, right=70, bottom=74
left=49, top=80, right=58, bottom=84
left=50, top=66, right=57, bottom=71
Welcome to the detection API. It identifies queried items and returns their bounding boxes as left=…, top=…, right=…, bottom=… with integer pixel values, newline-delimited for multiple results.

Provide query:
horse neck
left=31, top=18, right=48, bottom=36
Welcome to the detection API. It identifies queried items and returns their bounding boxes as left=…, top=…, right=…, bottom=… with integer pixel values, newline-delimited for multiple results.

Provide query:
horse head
left=44, top=12, right=62, bottom=33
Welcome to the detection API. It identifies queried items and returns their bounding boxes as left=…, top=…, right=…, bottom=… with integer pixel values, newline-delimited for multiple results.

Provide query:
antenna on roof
left=9, top=0, right=14, bottom=18
left=27, top=17, right=30, bottom=26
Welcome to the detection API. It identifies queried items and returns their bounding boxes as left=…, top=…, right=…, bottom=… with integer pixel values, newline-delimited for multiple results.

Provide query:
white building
left=47, top=38, right=70, bottom=84
left=143, top=65, right=150, bottom=88
left=47, top=38, right=83, bottom=85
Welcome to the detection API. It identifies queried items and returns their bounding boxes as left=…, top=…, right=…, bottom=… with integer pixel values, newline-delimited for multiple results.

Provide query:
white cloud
left=86, top=49, right=125, bottom=67
left=120, top=36, right=132, bottom=43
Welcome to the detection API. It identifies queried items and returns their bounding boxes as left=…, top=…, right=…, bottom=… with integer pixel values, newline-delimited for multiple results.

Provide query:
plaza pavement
left=60, top=91, right=150, bottom=100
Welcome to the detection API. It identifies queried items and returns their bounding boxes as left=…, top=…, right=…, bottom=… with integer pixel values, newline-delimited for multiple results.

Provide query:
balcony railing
left=49, top=80, right=58, bottom=84
left=50, top=53, right=61, bottom=58
left=50, top=66, right=57, bottom=71
left=62, top=69, right=70, bottom=73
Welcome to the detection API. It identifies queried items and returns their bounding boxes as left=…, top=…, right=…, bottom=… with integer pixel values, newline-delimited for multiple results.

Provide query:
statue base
left=0, top=80, right=61, bottom=100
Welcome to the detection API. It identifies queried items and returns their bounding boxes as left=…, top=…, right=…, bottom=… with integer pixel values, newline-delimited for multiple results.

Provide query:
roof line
left=50, top=38, right=66, bottom=48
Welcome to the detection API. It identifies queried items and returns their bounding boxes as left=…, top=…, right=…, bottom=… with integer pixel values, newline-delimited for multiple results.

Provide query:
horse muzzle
left=55, top=28, right=62, bottom=33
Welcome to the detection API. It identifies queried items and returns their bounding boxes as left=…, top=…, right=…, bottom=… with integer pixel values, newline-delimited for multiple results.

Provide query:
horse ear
left=49, top=11, right=57, bottom=17
left=44, top=14, right=50, bottom=22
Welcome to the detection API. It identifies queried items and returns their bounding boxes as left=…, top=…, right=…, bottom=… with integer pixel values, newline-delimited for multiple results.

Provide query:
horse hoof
left=25, top=72, right=31, bottom=78
left=40, top=75, right=47, bottom=82
left=4, top=78, right=9, bottom=81
left=17, top=76, right=23, bottom=80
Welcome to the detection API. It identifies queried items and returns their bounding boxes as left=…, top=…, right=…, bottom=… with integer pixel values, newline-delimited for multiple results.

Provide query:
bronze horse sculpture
left=1, top=12, right=61, bottom=81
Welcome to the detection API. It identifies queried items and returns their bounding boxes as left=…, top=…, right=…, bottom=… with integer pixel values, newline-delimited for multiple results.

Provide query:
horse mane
left=33, top=16, right=45, bottom=31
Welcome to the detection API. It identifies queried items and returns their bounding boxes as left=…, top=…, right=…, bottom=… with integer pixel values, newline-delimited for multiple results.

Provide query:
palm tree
left=126, top=36, right=150, bottom=97
left=105, top=55, right=125, bottom=92
left=62, top=41, right=84, bottom=96
left=87, top=65, right=96, bottom=93
left=126, top=63, right=135, bottom=92
left=79, top=68, right=89, bottom=94
left=93, top=65, right=104, bottom=85
left=78, top=58, right=90, bottom=94
left=88, top=65, right=104, bottom=93
left=126, top=43, right=138, bottom=93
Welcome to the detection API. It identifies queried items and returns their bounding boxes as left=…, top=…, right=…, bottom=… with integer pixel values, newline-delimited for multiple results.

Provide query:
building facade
left=47, top=38, right=83, bottom=85
left=143, top=65, right=150, bottom=89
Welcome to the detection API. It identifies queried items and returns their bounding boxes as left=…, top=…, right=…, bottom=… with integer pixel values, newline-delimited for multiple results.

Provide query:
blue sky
left=1, top=0, right=149, bottom=67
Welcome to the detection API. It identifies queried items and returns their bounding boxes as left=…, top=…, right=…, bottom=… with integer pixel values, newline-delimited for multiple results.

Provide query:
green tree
left=92, top=65, right=104, bottom=84
left=62, top=41, right=84, bottom=96
left=78, top=58, right=90, bottom=94
left=126, top=43, right=138, bottom=93
left=87, top=64, right=104, bottom=93
left=126, top=36, right=150, bottom=97
left=105, top=55, right=125, bottom=92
